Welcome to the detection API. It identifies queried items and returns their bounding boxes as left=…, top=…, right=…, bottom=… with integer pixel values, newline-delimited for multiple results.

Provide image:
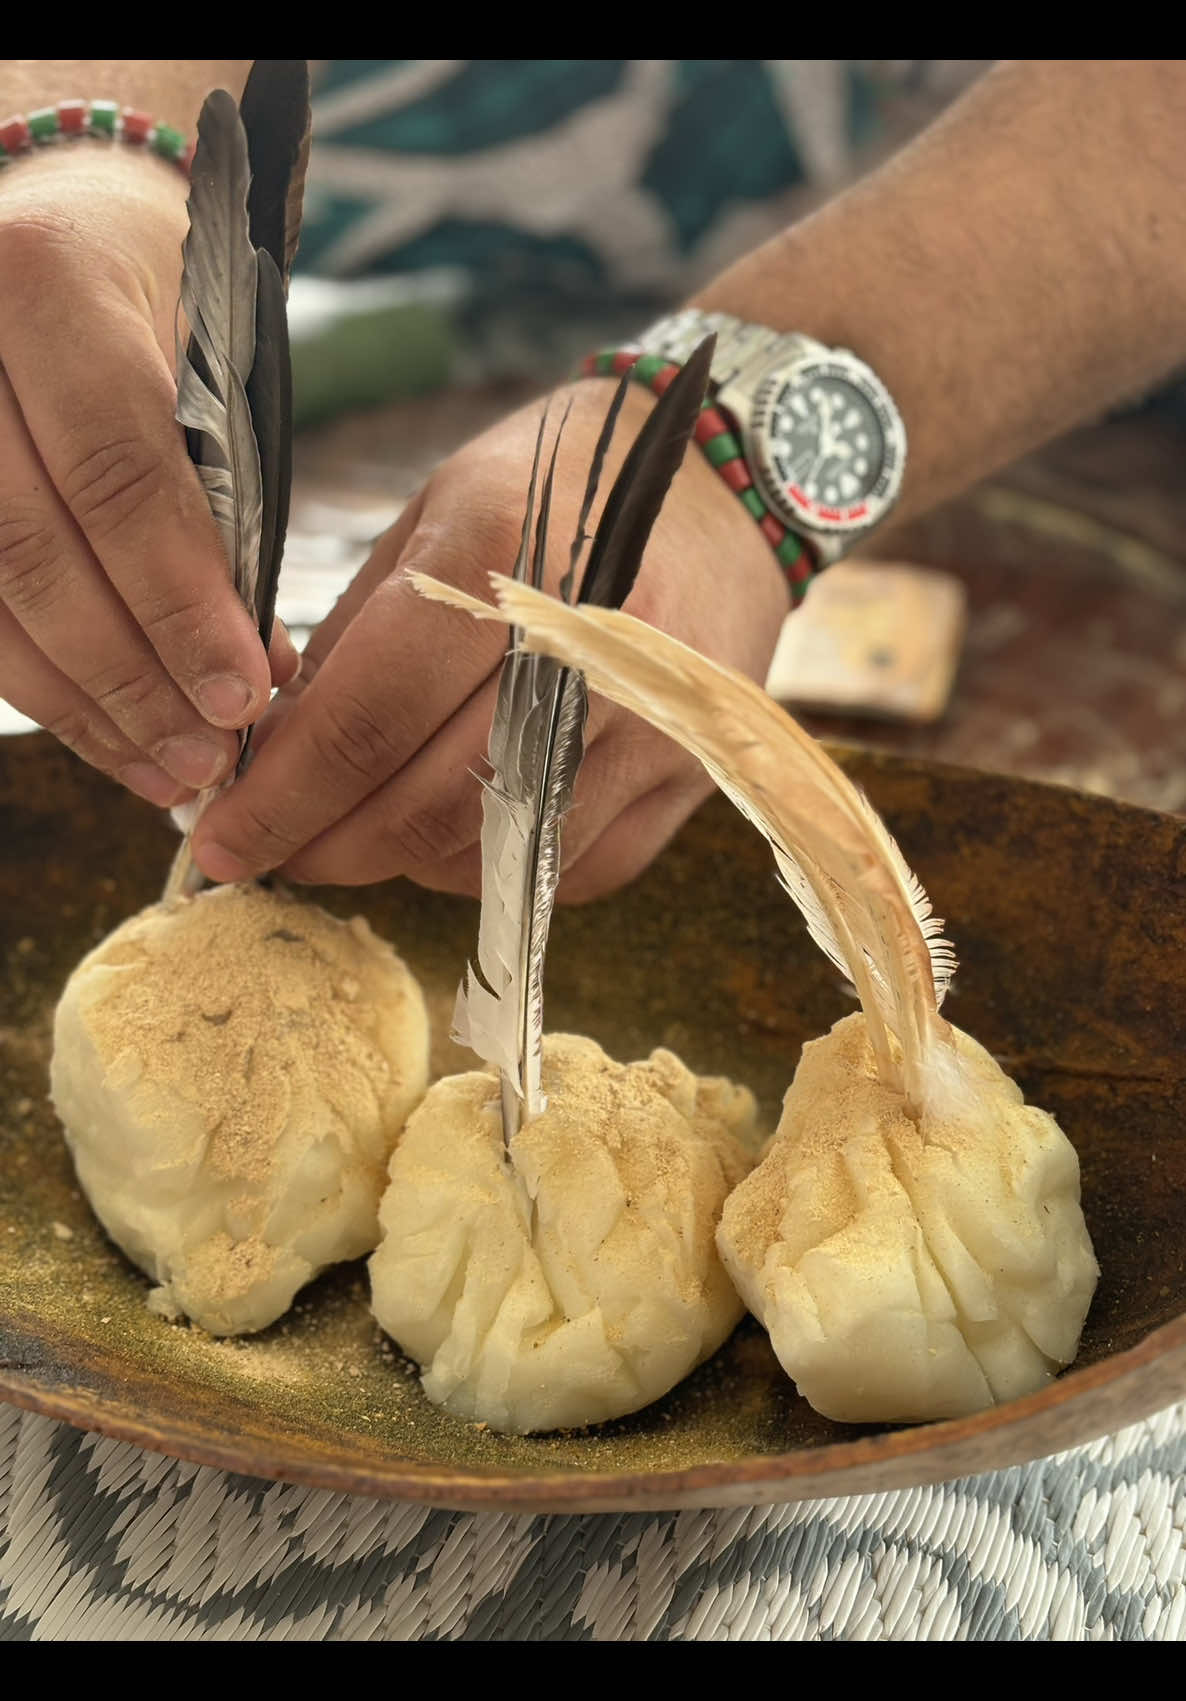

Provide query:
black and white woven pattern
left=2, top=1403, right=1184, bottom=1640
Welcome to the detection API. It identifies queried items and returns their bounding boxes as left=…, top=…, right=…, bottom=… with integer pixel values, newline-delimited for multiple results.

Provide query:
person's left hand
left=191, top=377, right=790, bottom=903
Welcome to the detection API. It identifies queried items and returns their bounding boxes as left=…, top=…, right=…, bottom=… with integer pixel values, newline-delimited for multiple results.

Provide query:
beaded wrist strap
left=0, top=99, right=192, bottom=175
left=578, top=346, right=817, bottom=602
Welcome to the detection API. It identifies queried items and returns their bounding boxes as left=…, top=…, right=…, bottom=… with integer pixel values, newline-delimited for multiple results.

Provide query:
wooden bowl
left=1, top=732, right=1183, bottom=1513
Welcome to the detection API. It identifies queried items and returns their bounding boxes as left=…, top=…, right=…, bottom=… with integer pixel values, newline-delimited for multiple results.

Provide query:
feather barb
left=416, top=574, right=959, bottom=1117
left=447, top=337, right=718, bottom=1141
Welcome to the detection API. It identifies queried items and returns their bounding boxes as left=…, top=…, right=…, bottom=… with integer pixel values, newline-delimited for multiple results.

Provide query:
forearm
left=694, top=60, right=1186, bottom=525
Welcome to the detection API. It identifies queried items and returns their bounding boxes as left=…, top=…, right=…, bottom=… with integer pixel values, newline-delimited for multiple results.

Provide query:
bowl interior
left=2, top=733, right=1185, bottom=1503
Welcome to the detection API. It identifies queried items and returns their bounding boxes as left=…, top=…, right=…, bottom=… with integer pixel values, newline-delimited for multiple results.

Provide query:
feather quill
left=454, top=407, right=561, bottom=1139
left=414, top=577, right=959, bottom=1120
left=164, top=82, right=303, bottom=901
left=452, top=338, right=717, bottom=1141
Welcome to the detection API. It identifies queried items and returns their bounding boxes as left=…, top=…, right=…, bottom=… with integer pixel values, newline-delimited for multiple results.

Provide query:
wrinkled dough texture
left=51, top=884, right=430, bottom=1335
left=369, top=1033, right=760, bottom=1434
left=717, top=1013, right=1099, bottom=1424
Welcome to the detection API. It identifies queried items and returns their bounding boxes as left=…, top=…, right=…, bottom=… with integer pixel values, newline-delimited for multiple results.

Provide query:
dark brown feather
left=576, top=335, right=715, bottom=611
left=238, top=60, right=311, bottom=284
left=561, top=371, right=632, bottom=600
left=241, top=248, right=292, bottom=668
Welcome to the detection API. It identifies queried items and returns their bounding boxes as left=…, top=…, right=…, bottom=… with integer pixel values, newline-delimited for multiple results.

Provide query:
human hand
left=192, top=376, right=791, bottom=903
left=0, top=146, right=296, bottom=808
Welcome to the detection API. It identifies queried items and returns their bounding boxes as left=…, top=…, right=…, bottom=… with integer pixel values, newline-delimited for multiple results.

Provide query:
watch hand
left=814, top=426, right=838, bottom=472
left=814, top=400, right=843, bottom=469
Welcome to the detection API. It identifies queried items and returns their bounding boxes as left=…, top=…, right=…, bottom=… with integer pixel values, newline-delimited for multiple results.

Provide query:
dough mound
left=369, top=1033, right=759, bottom=1433
left=717, top=1013, right=1099, bottom=1425
left=51, top=883, right=429, bottom=1335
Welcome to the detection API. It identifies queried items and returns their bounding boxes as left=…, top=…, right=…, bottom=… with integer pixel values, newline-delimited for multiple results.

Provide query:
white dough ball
left=717, top=1013, right=1099, bottom=1424
left=369, top=1033, right=760, bottom=1434
left=51, top=883, right=430, bottom=1336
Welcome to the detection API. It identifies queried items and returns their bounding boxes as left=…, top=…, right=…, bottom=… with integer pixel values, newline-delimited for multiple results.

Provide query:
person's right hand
left=0, top=144, right=296, bottom=806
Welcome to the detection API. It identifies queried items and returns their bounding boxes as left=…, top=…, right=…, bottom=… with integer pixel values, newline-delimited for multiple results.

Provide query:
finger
left=0, top=264, right=272, bottom=726
left=225, top=619, right=307, bottom=758
left=558, top=718, right=679, bottom=864
left=207, top=651, right=623, bottom=890
left=268, top=619, right=301, bottom=689
left=191, top=521, right=519, bottom=882
left=278, top=679, right=499, bottom=887
left=242, top=670, right=304, bottom=759
left=0, top=375, right=241, bottom=792
left=250, top=537, right=489, bottom=752
left=0, top=603, right=192, bottom=808
left=556, top=770, right=712, bottom=904
left=278, top=679, right=626, bottom=889
left=395, top=842, right=483, bottom=899
left=297, top=492, right=426, bottom=684
left=285, top=696, right=692, bottom=894
left=403, top=762, right=708, bottom=905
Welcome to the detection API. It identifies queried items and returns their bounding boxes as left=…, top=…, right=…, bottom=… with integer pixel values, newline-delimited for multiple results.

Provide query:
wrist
left=0, top=141, right=190, bottom=267
left=0, top=139, right=190, bottom=350
left=574, top=343, right=817, bottom=601
left=608, top=295, right=911, bottom=572
left=0, top=63, right=251, bottom=131
left=0, top=103, right=193, bottom=245
left=556, top=372, right=791, bottom=624
left=0, top=133, right=189, bottom=200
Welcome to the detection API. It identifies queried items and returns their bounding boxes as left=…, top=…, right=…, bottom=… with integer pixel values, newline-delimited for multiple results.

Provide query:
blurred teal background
left=288, top=59, right=921, bottom=427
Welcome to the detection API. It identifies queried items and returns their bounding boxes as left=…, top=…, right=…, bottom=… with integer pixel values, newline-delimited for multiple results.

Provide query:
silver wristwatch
left=635, top=308, right=907, bottom=567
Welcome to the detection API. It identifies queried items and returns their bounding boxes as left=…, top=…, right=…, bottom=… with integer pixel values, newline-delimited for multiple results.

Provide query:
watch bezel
left=746, top=352, right=906, bottom=538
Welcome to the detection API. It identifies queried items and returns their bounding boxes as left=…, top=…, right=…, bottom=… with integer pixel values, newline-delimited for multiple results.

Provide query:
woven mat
left=2, top=1402, right=1184, bottom=1641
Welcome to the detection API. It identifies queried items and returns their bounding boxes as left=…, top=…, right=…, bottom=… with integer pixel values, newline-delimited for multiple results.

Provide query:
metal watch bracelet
left=634, top=307, right=822, bottom=395
left=632, top=307, right=907, bottom=570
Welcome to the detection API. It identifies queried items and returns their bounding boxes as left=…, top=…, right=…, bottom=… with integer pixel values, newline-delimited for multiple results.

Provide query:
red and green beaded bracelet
left=0, top=99, right=192, bottom=174
left=578, top=347, right=817, bottom=603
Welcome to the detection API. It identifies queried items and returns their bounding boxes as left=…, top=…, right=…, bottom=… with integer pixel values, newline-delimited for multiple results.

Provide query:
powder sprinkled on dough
left=51, top=883, right=431, bottom=1336
left=86, top=886, right=417, bottom=1185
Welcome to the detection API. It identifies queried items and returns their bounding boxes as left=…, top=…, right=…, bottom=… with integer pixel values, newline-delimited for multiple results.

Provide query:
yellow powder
left=85, top=884, right=421, bottom=1184
left=52, top=882, right=431, bottom=1336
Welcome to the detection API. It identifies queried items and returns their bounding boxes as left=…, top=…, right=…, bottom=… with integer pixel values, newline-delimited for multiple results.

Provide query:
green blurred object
left=285, top=271, right=652, bottom=431
left=287, top=274, right=463, bottom=429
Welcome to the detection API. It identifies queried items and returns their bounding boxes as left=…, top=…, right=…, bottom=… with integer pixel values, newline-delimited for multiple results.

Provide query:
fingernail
left=120, top=762, right=189, bottom=809
left=196, top=674, right=257, bottom=727
left=157, top=735, right=230, bottom=789
left=194, top=840, right=251, bottom=885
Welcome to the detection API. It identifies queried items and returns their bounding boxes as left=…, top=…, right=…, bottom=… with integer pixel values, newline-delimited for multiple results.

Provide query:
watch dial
left=767, top=372, right=889, bottom=524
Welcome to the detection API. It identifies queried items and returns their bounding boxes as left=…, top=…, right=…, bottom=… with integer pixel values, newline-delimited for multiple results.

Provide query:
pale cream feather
left=411, top=571, right=959, bottom=1116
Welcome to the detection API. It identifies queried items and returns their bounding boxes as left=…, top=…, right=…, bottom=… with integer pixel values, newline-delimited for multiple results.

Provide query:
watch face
left=751, top=356, right=905, bottom=535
